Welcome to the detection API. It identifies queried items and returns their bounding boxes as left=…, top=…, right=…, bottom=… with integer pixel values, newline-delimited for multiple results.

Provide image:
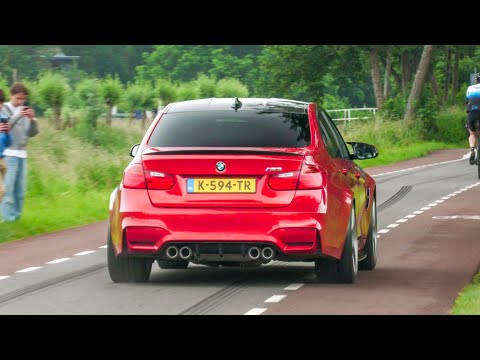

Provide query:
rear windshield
left=148, top=110, right=311, bottom=147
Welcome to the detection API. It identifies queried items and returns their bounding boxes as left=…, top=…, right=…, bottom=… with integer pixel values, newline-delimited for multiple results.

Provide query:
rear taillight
left=268, top=171, right=300, bottom=190
left=123, top=163, right=146, bottom=189
left=145, top=171, right=175, bottom=190
left=268, top=163, right=326, bottom=191
left=297, top=164, right=326, bottom=190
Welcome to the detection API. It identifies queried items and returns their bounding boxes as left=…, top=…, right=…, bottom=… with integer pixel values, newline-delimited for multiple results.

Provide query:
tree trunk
left=391, top=67, right=402, bottom=94
left=451, top=46, right=460, bottom=105
left=53, top=105, right=61, bottom=130
left=142, top=111, right=146, bottom=129
left=404, top=45, right=436, bottom=122
left=383, top=46, right=393, bottom=99
left=401, top=51, right=410, bottom=95
left=106, top=104, right=113, bottom=126
left=370, top=46, right=385, bottom=110
left=429, top=68, right=439, bottom=98
left=443, top=48, right=452, bottom=104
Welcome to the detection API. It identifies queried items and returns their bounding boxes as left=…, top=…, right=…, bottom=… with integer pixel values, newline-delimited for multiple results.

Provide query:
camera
left=23, top=101, right=30, bottom=110
left=0, top=114, right=9, bottom=123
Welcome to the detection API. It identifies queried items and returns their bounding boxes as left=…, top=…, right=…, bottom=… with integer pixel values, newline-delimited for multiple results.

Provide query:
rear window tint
left=148, top=110, right=311, bottom=147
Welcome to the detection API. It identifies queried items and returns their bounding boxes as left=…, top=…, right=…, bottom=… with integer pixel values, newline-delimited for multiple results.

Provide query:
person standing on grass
left=0, top=89, right=12, bottom=203
left=0, top=83, right=39, bottom=222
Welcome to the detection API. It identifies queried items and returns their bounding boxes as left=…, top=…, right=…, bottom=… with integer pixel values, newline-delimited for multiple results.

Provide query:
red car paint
left=109, top=99, right=376, bottom=264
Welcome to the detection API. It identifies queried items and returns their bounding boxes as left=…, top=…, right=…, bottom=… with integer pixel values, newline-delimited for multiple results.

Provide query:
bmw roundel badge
left=216, top=161, right=226, bottom=172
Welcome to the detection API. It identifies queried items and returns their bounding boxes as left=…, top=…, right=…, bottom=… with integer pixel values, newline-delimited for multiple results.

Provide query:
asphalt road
left=1, top=149, right=479, bottom=315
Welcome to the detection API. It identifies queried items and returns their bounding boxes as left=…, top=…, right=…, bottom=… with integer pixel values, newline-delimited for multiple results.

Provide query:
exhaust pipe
left=261, top=246, right=275, bottom=260
left=166, top=246, right=179, bottom=259
left=248, top=247, right=261, bottom=260
left=179, top=246, right=192, bottom=260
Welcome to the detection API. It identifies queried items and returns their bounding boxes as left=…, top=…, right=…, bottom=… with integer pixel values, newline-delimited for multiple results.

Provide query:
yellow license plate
left=186, top=178, right=256, bottom=193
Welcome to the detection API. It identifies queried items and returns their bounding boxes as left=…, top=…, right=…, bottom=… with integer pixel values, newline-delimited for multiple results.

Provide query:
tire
left=315, top=205, right=358, bottom=284
left=477, top=138, right=480, bottom=179
left=359, top=196, right=377, bottom=271
left=107, top=229, right=152, bottom=283
left=157, top=260, right=189, bottom=269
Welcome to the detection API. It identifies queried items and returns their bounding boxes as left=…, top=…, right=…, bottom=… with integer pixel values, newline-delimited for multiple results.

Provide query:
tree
left=156, top=79, right=177, bottom=106
left=370, top=46, right=385, bottom=110
left=122, top=83, right=155, bottom=128
left=36, top=72, right=70, bottom=130
left=215, top=78, right=249, bottom=98
left=72, top=78, right=105, bottom=130
left=404, top=45, right=436, bottom=122
left=100, top=76, right=123, bottom=126
left=193, top=74, right=217, bottom=98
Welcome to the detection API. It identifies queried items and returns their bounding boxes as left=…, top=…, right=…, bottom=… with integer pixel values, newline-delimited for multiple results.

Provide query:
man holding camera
left=0, top=82, right=39, bottom=222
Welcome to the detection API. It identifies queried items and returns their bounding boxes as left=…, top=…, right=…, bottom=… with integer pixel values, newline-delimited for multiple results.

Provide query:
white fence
left=327, top=107, right=377, bottom=126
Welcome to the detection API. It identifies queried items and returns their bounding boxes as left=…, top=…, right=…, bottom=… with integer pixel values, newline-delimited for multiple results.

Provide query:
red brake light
left=268, top=171, right=300, bottom=190
left=123, top=163, right=146, bottom=189
left=298, top=164, right=326, bottom=189
left=145, top=170, right=175, bottom=190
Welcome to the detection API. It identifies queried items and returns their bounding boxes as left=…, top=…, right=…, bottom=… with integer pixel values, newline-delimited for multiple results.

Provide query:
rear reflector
left=123, top=163, right=146, bottom=189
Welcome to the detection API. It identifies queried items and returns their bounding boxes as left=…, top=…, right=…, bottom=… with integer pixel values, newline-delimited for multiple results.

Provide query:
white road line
left=46, top=258, right=70, bottom=264
left=378, top=229, right=390, bottom=234
left=245, top=308, right=267, bottom=315
left=74, top=250, right=96, bottom=256
left=98, top=245, right=107, bottom=249
left=16, top=267, right=42, bottom=273
left=404, top=214, right=417, bottom=218
left=387, top=223, right=399, bottom=228
left=284, top=283, right=304, bottom=291
left=396, top=219, right=409, bottom=223
left=441, top=197, right=451, bottom=200
left=420, top=207, right=431, bottom=210
left=427, top=203, right=438, bottom=207
left=447, top=193, right=456, bottom=196
left=413, top=211, right=424, bottom=214
left=454, top=191, right=462, bottom=194
left=435, top=200, right=444, bottom=203
left=265, top=295, right=287, bottom=303
left=377, top=235, right=381, bottom=238
left=0, top=276, right=10, bottom=280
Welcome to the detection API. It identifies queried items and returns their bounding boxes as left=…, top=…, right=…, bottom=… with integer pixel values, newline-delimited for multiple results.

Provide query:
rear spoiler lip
left=142, top=149, right=305, bottom=157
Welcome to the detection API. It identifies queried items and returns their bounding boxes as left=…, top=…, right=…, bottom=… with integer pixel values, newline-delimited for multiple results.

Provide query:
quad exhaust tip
left=261, top=246, right=275, bottom=260
left=248, top=247, right=261, bottom=260
left=179, top=246, right=193, bottom=260
left=166, top=246, right=179, bottom=259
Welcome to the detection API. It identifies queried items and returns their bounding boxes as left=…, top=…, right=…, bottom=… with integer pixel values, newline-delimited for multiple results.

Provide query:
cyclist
left=466, top=75, right=480, bottom=165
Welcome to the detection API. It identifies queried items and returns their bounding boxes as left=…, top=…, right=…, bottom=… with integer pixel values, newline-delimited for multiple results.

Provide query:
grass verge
left=451, top=272, right=480, bottom=315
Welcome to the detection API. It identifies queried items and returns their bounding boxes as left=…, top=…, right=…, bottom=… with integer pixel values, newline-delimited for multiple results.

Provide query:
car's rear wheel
left=315, top=205, right=358, bottom=284
left=337, top=206, right=358, bottom=283
left=157, top=260, right=189, bottom=269
left=107, top=229, right=152, bottom=283
left=359, top=196, right=377, bottom=271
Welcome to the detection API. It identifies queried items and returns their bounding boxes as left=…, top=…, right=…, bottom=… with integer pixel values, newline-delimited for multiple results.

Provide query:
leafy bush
left=215, top=78, right=249, bottom=98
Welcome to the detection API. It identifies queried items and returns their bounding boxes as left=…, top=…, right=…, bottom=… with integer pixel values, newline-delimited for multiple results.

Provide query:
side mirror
left=347, top=142, right=379, bottom=160
left=130, top=144, right=140, bottom=158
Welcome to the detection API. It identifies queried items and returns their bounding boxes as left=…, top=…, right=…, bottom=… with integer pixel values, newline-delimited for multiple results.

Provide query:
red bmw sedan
left=108, top=98, right=378, bottom=284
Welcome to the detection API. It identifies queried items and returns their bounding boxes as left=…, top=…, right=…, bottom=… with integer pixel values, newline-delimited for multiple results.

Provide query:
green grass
left=451, top=272, right=480, bottom=314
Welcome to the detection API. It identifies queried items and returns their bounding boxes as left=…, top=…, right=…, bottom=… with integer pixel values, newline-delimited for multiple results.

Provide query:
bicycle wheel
left=477, top=136, right=480, bottom=179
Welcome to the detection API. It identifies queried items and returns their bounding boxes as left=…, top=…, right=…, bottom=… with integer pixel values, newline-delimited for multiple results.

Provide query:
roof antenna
left=231, top=97, right=242, bottom=112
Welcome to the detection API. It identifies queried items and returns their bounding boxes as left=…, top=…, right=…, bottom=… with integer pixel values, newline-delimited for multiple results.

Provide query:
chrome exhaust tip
left=261, top=246, right=275, bottom=260
left=166, top=246, right=179, bottom=259
left=248, top=247, right=261, bottom=260
left=179, top=246, right=192, bottom=260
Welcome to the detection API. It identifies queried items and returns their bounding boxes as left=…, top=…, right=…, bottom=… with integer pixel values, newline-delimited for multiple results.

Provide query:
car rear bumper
left=110, top=188, right=342, bottom=260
